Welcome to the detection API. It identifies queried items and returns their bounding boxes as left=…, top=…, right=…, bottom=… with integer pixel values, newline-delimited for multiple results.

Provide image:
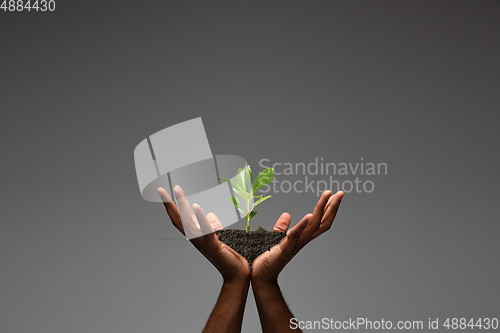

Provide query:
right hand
left=251, top=190, right=344, bottom=284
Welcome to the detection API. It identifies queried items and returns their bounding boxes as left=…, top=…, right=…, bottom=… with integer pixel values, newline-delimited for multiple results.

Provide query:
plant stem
left=246, top=200, right=250, bottom=231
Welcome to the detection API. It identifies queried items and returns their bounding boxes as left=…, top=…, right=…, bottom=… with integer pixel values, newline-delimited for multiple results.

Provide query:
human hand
left=157, top=186, right=250, bottom=283
left=251, top=190, right=344, bottom=284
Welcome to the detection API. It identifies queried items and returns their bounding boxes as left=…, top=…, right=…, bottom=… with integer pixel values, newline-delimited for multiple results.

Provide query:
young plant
left=218, top=166, right=274, bottom=232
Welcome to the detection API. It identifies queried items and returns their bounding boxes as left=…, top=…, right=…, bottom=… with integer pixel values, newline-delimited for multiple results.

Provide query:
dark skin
left=157, top=186, right=343, bottom=333
left=158, top=186, right=249, bottom=333
left=251, top=189, right=343, bottom=332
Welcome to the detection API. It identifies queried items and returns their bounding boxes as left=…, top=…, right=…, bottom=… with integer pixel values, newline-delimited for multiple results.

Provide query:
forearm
left=203, top=278, right=250, bottom=333
left=251, top=279, right=302, bottom=333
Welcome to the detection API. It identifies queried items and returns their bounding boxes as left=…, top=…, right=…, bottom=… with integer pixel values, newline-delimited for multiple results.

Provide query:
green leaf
left=236, top=167, right=253, bottom=193
left=233, top=188, right=252, bottom=203
left=246, top=225, right=251, bottom=233
left=252, top=168, right=274, bottom=194
left=218, top=177, right=241, bottom=191
left=248, top=210, right=258, bottom=220
left=247, top=165, right=253, bottom=184
left=244, top=166, right=252, bottom=192
left=230, top=196, right=244, bottom=215
left=236, top=168, right=246, bottom=192
left=252, top=195, right=271, bottom=210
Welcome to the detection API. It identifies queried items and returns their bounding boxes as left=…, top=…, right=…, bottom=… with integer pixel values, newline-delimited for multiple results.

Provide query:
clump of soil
left=215, top=229, right=286, bottom=269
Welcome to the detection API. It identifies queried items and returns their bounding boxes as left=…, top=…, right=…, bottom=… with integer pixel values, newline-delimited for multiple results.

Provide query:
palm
left=251, top=239, right=289, bottom=282
left=203, top=236, right=250, bottom=279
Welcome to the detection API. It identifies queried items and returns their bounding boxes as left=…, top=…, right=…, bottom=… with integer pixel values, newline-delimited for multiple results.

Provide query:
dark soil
left=215, top=229, right=286, bottom=269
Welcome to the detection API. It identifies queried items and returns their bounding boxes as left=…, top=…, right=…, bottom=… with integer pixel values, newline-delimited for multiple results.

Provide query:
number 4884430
left=1, top=0, right=56, bottom=11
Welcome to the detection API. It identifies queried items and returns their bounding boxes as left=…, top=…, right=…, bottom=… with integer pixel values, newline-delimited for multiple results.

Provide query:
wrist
left=250, top=277, right=280, bottom=293
left=221, top=276, right=251, bottom=300
left=250, top=274, right=278, bottom=286
left=223, top=273, right=250, bottom=286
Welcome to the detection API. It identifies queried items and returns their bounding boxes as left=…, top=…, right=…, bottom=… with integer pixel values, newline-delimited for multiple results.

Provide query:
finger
left=192, top=204, right=214, bottom=235
left=273, top=212, right=291, bottom=232
left=312, top=191, right=344, bottom=240
left=192, top=204, right=219, bottom=247
left=173, top=185, right=202, bottom=239
left=324, top=192, right=335, bottom=212
left=287, top=213, right=313, bottom=241
left=302, top=190, right=331, bottom=238
left=157, top=187, right=184, bottom=236
left=206, top=212, right=224, bottom=231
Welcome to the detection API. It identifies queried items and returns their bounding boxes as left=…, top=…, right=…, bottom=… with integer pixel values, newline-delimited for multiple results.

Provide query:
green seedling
left=218, top=166, right=274, bottom=233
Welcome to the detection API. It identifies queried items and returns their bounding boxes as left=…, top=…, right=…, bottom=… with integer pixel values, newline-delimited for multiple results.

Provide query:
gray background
left=1, top=1, right=499, bottom=332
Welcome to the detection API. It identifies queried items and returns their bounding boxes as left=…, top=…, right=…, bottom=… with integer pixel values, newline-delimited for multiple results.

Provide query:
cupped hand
left=157, top=186, right=250, bottom=283
left=251, top=190, right=344, bottom=284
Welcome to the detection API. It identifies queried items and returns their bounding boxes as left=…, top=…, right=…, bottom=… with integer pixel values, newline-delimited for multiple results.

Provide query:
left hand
left=157, top=186, right=250, bottom=283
